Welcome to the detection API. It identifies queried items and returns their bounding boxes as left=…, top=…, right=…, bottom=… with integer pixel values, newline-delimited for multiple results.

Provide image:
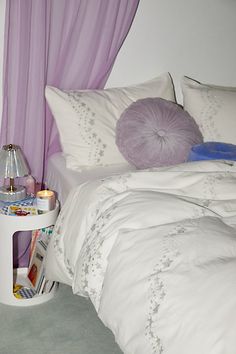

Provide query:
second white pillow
left=182, top=76, right=236, bottom=144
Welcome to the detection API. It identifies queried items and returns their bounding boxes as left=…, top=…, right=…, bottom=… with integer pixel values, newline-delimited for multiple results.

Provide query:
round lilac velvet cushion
left=116, top=97, right=203, bottom=169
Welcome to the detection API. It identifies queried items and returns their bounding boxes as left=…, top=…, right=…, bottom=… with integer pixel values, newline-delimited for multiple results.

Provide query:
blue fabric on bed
left=188, top=142, right=236, bottom=161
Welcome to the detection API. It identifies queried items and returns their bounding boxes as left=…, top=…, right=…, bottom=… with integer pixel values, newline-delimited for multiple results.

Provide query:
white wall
left=0, top=0, right=236, bottom=114
left=106, top=0, right=236, bottom=102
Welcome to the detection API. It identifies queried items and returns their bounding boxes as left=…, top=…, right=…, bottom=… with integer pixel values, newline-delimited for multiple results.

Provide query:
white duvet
left=45, top=160, right=236, bottom=354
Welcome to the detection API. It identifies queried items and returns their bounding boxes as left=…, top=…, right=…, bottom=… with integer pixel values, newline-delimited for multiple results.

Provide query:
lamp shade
left=0, top=144, right=29, bottom=178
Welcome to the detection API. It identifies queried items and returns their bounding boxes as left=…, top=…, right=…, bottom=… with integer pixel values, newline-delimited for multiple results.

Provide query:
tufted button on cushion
left=116, top=97, right=203, bottom=169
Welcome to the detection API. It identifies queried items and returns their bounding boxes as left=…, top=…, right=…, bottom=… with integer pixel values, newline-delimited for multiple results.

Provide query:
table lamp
left=0, top=144, right=30, bottom=202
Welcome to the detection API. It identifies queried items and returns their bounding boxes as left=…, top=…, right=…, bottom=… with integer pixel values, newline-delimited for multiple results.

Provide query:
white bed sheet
left=46, top=153, right=135, bottom=205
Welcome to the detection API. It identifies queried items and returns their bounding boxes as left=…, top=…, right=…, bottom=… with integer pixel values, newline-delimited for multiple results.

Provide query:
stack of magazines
left=27, top=226, right=55, bottom=295
left=0, top=196, right=36, bottom=215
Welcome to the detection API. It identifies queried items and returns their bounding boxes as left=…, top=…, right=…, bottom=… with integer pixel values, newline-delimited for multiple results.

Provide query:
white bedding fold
left=99, top=218, right=236, bottom=354
left=45, top=160, right=236, bottom=354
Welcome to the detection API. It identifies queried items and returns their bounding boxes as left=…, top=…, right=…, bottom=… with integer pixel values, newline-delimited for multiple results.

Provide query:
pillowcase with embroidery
left=45, top=73, right=175, bottom=170
left=182, top=76, right=236, bottom=144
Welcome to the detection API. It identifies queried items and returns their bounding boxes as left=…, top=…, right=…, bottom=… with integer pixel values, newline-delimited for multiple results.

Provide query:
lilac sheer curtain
left=1, top=0, right=139, bottom=182
left=1, top=0, right=139, bottom=267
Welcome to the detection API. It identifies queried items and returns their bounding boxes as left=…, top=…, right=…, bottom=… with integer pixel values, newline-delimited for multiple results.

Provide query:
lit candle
left=36, top=190, right=55, bottom=214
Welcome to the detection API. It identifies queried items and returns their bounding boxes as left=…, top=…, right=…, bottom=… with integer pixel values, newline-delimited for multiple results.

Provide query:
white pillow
left=182, top=76, right=236, bottom=144
left=45, top=73, right=175, bottom=170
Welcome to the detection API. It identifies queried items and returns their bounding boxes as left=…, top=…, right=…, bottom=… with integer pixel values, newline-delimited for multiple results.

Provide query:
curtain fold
left=0, top=0, right=139, bottom=267
left=1, top=0, right=139, bottom=182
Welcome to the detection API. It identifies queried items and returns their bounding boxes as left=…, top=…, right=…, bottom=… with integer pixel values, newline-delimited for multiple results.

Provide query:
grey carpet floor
left=0, top=284, right=122, bottom=354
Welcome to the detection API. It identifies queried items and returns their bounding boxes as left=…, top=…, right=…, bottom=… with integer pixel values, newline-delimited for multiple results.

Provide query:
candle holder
left=36, top=190, right=55, bottom=214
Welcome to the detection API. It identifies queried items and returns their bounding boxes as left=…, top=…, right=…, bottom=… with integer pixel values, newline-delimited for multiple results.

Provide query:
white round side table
left=0, top=202, right=59, bottom=306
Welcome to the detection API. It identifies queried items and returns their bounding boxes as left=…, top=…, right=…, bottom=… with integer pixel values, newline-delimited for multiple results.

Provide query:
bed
left=44, top=73, right=236, bottom=354
left=46, top=152, right=135, bottom=205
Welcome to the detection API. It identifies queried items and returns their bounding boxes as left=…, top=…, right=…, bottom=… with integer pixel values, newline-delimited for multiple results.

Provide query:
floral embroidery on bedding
left=100, top=173, right=132, bottom=193
left=145, top=219, right=199, bottom=354
left=78, top=201, right=118, bottom=309
left=66, top=91, right=107, bottom=164
left=199, top=89, right=222, bottom=141
left=202, top=173, right=227, bottom=200
left=52, top=212, right=74, bottom=279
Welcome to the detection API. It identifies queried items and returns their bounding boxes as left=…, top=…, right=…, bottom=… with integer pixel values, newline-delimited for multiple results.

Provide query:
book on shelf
left=27, top=226, right=55, bottom=295
left=29, top=226, right=54, bottom=260
left=27, top=242, right=45, bottom=292
left=29, top=229, right=41, bottom=260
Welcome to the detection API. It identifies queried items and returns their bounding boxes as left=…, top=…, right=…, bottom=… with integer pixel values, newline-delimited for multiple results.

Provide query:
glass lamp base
left=0, top=185, right=26, bottom=202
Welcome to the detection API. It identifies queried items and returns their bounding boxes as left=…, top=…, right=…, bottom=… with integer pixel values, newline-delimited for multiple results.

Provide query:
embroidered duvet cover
left=45, top=160, right=236, bottom=354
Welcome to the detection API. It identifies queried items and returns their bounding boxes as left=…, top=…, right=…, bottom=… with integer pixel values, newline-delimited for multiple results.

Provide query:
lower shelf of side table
left=9, top=267, right=58, bottom=307
left=0, top=202, right=59, bottom=306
